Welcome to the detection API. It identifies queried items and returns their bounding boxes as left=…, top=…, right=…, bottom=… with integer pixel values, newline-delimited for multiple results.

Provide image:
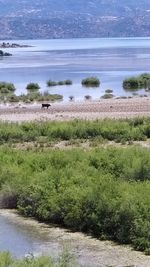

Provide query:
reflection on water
left=0, top=38, right=150, bottom=101
left=0, top=214, right=49, bottom=257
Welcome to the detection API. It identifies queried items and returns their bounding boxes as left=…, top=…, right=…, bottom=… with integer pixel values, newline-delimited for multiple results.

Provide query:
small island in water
left=0, top=50, right=12, bottom=56
left=0, top=42, right=32, bottom=48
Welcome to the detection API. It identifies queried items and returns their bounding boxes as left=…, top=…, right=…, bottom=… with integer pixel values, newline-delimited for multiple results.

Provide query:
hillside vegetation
left=0, top=0, right=150, bottom=39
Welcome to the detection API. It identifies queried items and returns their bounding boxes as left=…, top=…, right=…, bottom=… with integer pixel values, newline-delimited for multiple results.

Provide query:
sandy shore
left=0, top=97, right=150, bottom=122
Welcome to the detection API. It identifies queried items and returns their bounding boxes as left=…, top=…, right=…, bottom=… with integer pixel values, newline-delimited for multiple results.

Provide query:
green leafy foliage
left=0, top=92, right=63, bottom=103
left=47, top=80, right=73, bottom=87
left=123, top=73, right=150, bottom=90
left=0, top=118, right=149, bottom=144
left=26, top=83, right=40, bottom=91
left=81, top=77, right=100, bottom=87
left=0, top=144, right=149, bottom=253
left=0, top=82, right=16, bottom=93
left=0, top=251, right=76, bottom=267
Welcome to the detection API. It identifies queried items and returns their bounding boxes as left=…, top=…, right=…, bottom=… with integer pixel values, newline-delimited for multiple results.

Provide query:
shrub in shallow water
left=82, top=77, right=100, bottom=87
left=105, top=89, right=113, bottom=94
left=123, top=73, right=150, bottom=90
left=47, top=80, right=73, bottom=87
left=26, top=83, right=40, bottom=91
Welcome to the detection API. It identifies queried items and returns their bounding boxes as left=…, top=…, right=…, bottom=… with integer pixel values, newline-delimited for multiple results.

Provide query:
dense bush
left=47, top=80, right=58, bottom=87
left=47, top=80, right=72, bottom=87
left=0, top=82, right=15, bottom=93
left=26, top=83, right=40, bottom=91
left=0, top=118, right=149, bottom=144
left=65, top=80, right=73, bottom=85
left=0, top=145, right=149, bottom=253
left=82, top=77, right=100, bottom=87
left=123, top=73, right=150, bottom=90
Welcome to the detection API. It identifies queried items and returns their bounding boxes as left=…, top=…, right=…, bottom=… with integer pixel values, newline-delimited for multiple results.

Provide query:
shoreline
left=0, top=97, right=150, bottom=122
left=0, top=209, right=149, bottom=267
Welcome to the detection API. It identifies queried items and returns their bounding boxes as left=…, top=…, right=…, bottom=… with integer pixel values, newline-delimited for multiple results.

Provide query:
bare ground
left=0, top=97, right=150, bottom=122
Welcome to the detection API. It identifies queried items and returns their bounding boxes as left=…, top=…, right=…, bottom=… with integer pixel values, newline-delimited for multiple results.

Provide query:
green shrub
left=58, top=81, right=65, bottom=85
left=47, top=80, right=58, bottom=87
left=47, top=80, right=73, bottom=87
left=0, top=82, right=16, bottom=93
left=0, top=144, right=149, bottom=253
left=64, top=80, right=73, bottom=85
left=82, top=77, right=100, bottom=87
left=0, top=251, right=76, bottom=267
left=101, top=93, right=114, bottom=99
left=7, top=95, right=19, bottom=103
left=0, top=92, right=63, bottom=103
left=123, top=73, right=150, bottom=90
left=0, top=118, right=149, bottom=144
left=26, top=83, right=40, bottom=91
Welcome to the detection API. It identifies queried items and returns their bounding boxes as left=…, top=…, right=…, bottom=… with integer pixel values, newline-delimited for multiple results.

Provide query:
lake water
left=0, top=38, right=150, bottom=101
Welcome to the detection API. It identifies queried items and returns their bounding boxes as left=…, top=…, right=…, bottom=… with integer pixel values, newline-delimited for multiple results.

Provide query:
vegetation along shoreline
left=0, top=117, right=149, bottom=256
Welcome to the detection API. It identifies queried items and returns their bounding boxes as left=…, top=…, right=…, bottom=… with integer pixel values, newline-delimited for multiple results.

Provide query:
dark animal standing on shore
left=41, top=103, right=51, bottom=109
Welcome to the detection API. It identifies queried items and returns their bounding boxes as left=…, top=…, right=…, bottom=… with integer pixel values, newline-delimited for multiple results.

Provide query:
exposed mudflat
left=0, top=97, right=150, bottom=122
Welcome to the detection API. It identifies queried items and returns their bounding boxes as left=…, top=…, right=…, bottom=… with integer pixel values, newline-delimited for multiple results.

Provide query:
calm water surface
left=0, top=38, right=150, bottom=101
left=0, top=211, right=150, bottom=267
left=0, top=213, right=61, bottom=258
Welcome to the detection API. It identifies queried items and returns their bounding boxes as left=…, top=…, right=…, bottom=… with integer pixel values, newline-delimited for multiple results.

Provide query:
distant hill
left=0, top=0, right=150, bottom=39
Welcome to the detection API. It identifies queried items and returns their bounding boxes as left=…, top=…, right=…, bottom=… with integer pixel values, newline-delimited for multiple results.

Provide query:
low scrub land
left=0, top=117, right=149, bottom=144
left=0, top=118, right=149, bottom=254
left=0, top=92, right=63, bottom=103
